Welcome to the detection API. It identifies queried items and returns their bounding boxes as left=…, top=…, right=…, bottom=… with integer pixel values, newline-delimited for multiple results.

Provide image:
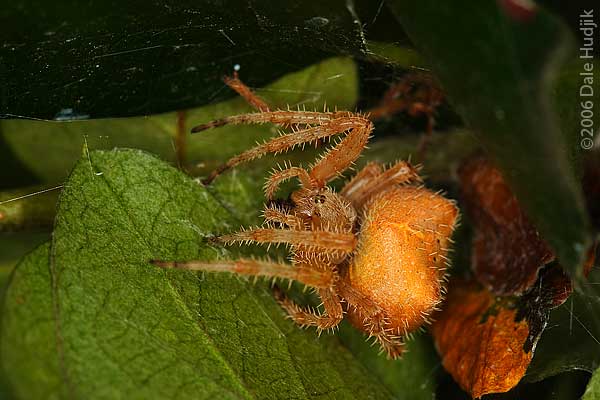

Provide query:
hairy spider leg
left=274, top=250, right=346, bottom=332
left=307, top=116, right=373, bottom=188
left=341, top=161, right=422, bottom=209
left=223, top=74, right=326, bottom=195
left=224, top=74, right=327, bottom=152
left=196, top=73, right=375, bottom=188
left=193, top=111, right=373, bottom=188
left=274, top=285, right=344, bottom=332
left=373, top=331, right=406, bottom=359
left=193, top=112, right=340, bottom=183
left=223, top=74, right=271, bottom=112
left=262, top=206, right=307, bottom=230
left=263, top=113, right=375, bottom=197
left=340, top=162, right=383, bottom=192
left=222, top=74, right=335, bottom=138
left=219, top=228, right=357, bottom=253
left=264, top=166, right=315, bottom=199
left=263, top=114, right=375, bottom=194
left=261, top=205, right=351, bottom=332
left=336, top=278, right=407, bottom=359
left=151, top=258, right=335, bottom=289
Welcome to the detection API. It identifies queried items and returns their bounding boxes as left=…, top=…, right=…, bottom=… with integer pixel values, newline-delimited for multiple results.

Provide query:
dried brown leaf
left=432, top=269, right=573, bottom=398
left=459, top=156, right=555, bottom=295
left=432, top=279, right=531, bottom=398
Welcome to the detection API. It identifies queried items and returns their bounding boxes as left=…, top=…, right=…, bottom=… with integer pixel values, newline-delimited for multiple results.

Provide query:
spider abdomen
left=349, top=186, right=459, bottom=334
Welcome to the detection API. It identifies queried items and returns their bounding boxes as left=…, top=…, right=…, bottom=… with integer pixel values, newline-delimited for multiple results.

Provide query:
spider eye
left=314, top=194, right=326, bottom=204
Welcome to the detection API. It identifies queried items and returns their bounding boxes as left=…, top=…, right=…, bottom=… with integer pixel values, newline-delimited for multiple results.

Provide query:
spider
left=152, top=74, right=459, bottom=358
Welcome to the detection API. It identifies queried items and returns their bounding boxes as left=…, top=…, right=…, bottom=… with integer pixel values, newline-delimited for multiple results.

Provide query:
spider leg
left=307, top=115, right=373, bottom=187
left=195, top=114, right=343, bottom=184
left=341, top=161, right=421, bottom=209
left=262, top=206, right=306, bottom=230
left=339, top=162, right=382, bottom=199
left=337, top=278, right=407, bottom=359
left=264, top=166, right=314, bottom=199
left=191, top=110, right=335, bottom=133
left=223, top=74, right=271, bottom=112
left=222, top=74, right=317, bottom=192
left=216, top=73, right=373, bottom=191
left=374, top=333, right=406, bottom=360
left=274, top=286, right=343, bottom=332
left=193, top=110, right=372, bottom=187
left=336, top=278, right=387, bottom=327
left=263, top=112, right=375, bottom=194
left=151, top=258, right=335, bottom=289
left=219, top=228, right=357, bottom=253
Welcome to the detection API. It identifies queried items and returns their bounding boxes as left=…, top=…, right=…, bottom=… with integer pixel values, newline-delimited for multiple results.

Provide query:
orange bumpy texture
left=350, top=186, right=458, bottom=334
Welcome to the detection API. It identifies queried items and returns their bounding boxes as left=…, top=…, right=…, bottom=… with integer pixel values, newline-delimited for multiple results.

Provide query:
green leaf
left=584, top=368, right=600, bottom=400
left=1, top=148, right=439, bottom=399
left=0, top=243, right=65, bottom=399
left=387, top=0, right=592, bottom=282
left=337, top=323, right=439, bottom=400
left=0, top=232, right=49, bottom=287
left=1, top=57, right=357, bottom=184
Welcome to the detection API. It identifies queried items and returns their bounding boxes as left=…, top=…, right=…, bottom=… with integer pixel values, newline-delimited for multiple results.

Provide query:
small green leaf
left=2, top=148, right=437, bottom=399
left=388, top=0, right=592, bottom=282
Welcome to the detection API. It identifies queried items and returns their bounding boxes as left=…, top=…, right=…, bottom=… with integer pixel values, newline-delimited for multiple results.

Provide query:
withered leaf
left=459, top=156, right=555, bottom=295
left=432, top=279, right=531, bottom=398
left=433, top=270, right=573, bottom=398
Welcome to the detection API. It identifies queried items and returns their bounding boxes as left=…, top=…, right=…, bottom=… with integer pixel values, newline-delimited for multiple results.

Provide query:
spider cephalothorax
left=152, top=74, right=459, bottom=358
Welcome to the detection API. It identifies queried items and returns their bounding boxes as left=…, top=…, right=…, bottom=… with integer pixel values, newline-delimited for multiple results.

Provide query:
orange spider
left=152, top=74, right=459, bottom=358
